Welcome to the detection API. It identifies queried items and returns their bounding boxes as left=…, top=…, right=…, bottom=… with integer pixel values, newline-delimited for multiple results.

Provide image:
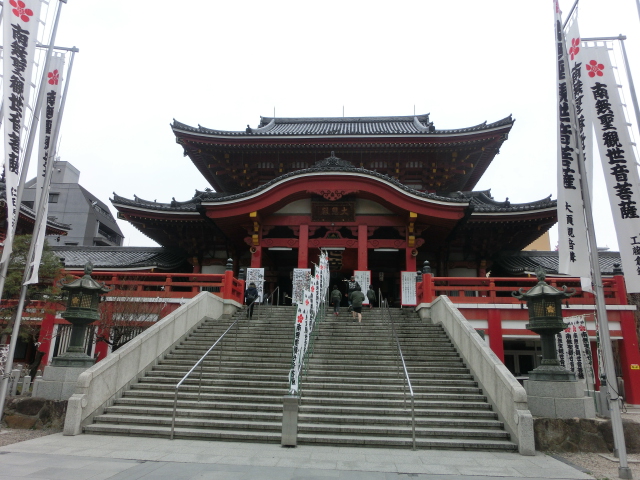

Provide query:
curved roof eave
left=171, top=115, right=514, bottom=141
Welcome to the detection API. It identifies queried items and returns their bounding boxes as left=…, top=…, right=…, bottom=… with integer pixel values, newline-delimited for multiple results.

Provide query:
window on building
left=48, top=193, right=59, bottom=203
left=22, top=201, right=34, bottom=209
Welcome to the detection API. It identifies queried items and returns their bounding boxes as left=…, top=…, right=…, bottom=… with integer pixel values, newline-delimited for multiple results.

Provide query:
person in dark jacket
left=245, top=282, right=259, bottom=319
left=346, top=276, right=360, bottom=307
left=350, top=287, right=366, bottom=323
left=330, top=285, right=342, bottom=316
left=366, top=285, right=376, bottom=309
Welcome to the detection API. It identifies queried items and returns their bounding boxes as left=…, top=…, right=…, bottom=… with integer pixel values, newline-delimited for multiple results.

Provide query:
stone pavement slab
left=0, top=433, right=594, bottom=480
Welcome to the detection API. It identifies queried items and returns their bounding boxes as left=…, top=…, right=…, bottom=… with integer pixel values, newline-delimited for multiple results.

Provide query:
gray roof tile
left=50, top=246, right=187, bottom=270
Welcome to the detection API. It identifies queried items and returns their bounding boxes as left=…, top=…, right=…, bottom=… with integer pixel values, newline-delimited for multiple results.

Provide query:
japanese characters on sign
left=246, top=268, right=265, bottom=302
left=556, top=315, right=594, bottom=383
left=401, top=271, right=417, bottom=306
left=311, top=202, right=355, bottom=222
left=554, top=1, right=591, bottom=280
left=583, top=45, right=640, bottom=293
left=1, top=0, right=43, bottom=263
left=25, top=53, right=65, bottom=286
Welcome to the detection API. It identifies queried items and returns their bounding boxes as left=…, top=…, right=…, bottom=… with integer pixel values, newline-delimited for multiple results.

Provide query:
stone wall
left=2, top=397, right=67, bottom=430
left=535, top=418, right=640, bottom=453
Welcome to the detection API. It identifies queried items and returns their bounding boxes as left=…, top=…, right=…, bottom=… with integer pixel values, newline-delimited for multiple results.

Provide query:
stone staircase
left=84, top=305, right=295, bottom=441
left=297, top=308, right=517, bottom=451
left=84, top=304, right=517, bottom=451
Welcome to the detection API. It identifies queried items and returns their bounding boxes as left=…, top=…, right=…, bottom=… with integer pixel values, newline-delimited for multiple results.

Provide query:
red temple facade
left=113, top=114, right=557, bottom=295
left=104, top=113, right=640, bottom=403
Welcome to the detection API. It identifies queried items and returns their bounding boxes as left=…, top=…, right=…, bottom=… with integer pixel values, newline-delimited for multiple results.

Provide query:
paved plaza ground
left=0, top=432, right=597, bottom=480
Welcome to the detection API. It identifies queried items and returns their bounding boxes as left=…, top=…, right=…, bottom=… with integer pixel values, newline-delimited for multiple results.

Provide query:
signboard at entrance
left=354, top=270, right=371, bottom=305
left=401, top=271, right=417, bottom=306
left=246, top=268, right=264, bottom=302
left=311, top=202, right=355, bottom=222
left=292, top=269, right=311, bottom=305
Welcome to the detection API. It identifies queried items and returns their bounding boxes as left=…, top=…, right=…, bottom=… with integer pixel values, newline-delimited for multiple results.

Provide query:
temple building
left=112, top=113, right=557, bottom=300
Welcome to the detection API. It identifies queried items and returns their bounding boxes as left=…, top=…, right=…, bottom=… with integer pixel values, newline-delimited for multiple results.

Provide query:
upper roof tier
left=172, top=114, right=514, bottom=195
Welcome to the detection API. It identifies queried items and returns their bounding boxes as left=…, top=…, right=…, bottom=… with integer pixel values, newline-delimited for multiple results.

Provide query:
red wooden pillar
left=251, top=246, right=262, bottom=268
left=298, top=224, right=309, bottom=269
left=405, top=249, right=416, bottom=273
left=358, top=224, right=367, bottom=271
left=422, top=273, right=434, bottom=303
left=487, top=308, right=505, bottom=362
left=613, top=274, right=640, bottom=404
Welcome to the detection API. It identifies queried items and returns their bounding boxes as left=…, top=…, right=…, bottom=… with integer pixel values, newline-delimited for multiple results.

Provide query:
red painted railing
left=63, top=270, right=245, bottom=304
left=416, top=275, right=624, bottom=306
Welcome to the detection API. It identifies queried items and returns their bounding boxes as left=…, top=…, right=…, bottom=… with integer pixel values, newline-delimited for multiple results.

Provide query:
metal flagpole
left=0, top=45, right=75, bottom=424
left=563, top=32, right=633, bottom=480
left=0, top=3, right=69, bottom=424
left=0, top=0, right=67, bottom=302
left=563, top=0, right=580, bottom=29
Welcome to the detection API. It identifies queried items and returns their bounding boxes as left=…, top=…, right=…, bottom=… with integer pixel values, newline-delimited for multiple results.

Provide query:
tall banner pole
left=554, top=1, right=592, bottom=287
left=0, top=0, right=67, bottom=425
left=25, top=52, right=65, bottom=285
left=555, top=3, right=632, bottom=477
left=0, top=0, right=66, bottom=301
left=1, top=0, right=45, bottom=267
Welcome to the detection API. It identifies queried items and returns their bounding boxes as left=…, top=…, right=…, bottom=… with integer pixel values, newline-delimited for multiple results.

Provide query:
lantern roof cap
left=61, top=262, right=111, bottom=293
left=512, top=269, right=576, bottom=300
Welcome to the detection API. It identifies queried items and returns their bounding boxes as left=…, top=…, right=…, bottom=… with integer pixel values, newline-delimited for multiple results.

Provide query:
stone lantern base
left=524, top=379, right=596, bottom=419
left=35, top=365, right=90, bottom=401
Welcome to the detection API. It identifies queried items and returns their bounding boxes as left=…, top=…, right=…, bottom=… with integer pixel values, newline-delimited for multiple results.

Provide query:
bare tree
left=94, top=291, right=166, bottom=352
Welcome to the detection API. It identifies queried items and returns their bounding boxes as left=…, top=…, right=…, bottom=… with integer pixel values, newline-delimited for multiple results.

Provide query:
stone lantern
left=52, top=262, right=110, bottom=367
left=512, top=268, right=576, bottom=381
left=512, top=269, right=594, bottom=419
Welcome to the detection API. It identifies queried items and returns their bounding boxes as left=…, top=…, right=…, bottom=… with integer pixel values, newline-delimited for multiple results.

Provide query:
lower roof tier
left=112, top=155, right=556, bottom=264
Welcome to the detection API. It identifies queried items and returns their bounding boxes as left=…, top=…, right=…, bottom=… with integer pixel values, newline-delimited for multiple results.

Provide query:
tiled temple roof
left=113, top=155, right=556, bottom=214
left=172, top=114, right=514, bottom=137
left=493, top=250, right=622, bottom=276
left=49, top=246, right=188, bottom=271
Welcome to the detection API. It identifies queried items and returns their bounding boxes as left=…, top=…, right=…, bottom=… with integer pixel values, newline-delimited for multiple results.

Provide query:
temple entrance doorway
left=368, top=249, right=404, bottom=307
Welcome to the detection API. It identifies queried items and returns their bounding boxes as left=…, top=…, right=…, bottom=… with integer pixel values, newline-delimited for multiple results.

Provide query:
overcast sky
left=34, top=0, right=640, bottom=250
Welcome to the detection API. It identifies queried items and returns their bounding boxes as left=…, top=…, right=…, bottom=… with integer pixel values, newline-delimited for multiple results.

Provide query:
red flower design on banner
left=10, top=0, right=33, bottom=22
left=48, top=69, right=59, bottom=85
left=555, top=0, right=561, bottom=14
left=586, top=59, right=605, bottom=77
left=310, top=286, right=315, bottom=292
left=305, top=299, right=310, bottom=305
left=569, top=38, right=580, bottom=60
left=297, top=314, right=304, bottom=323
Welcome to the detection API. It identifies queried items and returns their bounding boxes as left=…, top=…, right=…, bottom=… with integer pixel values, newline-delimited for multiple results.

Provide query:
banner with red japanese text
left=1, top=0, right=43, bottom=263
left=565, top=9, right=594, bottom=201
left=582, top=45, right=640, bottom=293
left=553, top=0, right=592, bottom=284
left=25, top=53, right=65, bottom=285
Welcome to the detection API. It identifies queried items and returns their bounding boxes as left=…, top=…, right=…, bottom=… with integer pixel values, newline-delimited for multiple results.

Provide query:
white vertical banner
left=354, top=270, right=371, bottom=305
left=565, top=10, right=594, bottom=200
left=554, top=0, right=592, bottom=282
left=25, top=53, right=65, bottom=285
left=246, top=267, right=264, bottom=302
left=401, top=271, right=417, bottom=306
left=582, top=45, right=640, bottom=293
left=1, top=0, right=44, bottom=262
left=291, top=268, right=310, bottom=305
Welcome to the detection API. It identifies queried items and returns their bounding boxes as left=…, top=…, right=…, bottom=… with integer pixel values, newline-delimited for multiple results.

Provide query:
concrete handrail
left=63, top=292, right=241, bottom=435
left=428, top=296, right=535, bottom=455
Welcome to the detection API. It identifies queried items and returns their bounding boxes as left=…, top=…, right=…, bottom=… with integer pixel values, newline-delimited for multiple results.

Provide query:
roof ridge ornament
left=315, top=152, right=354, bottom=169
